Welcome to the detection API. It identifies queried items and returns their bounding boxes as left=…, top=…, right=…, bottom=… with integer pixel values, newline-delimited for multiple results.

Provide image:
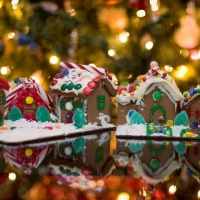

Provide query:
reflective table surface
left=0, top=131, right=200, bottom=200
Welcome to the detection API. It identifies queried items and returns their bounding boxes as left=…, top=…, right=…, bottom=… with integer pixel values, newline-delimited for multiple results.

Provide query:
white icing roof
left=116, top=61, right=183, bottom=105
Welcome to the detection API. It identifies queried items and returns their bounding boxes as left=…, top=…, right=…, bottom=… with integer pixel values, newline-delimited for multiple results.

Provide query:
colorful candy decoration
left=7, top=105, right=23, bottom=121
left=4, top=145, right=51, bottom=174
left=73, top=108, right=86, bottom=128
left=36, top=106, right=50, bottom=122
left=60, top=62, right=108, bottom=77
left=128, top=143, right=144, bottom=153
left=130, top=110, right=146, bottom=125
left=150, top=159, right=160, bottom=169
left=173, top=142, right=187, bottom=155
left=72, top=137, right=86, bottom=153
left=153, top=91, right=163, bottom=101
left=174, top=111, right=189, bottom=126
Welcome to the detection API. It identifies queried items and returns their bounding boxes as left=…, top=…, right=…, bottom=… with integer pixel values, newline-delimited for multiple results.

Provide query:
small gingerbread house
left=114, top=139, right=181, bottom=184
left=5, top=77, right=57, bottom=122
left=182, top=85, right=200, bottom=128
left=50, top=62, right=118, bottom=124
left=51, top=131, right=115, bottom=177
left=0, top=77, right=10, bottom=126
left=116, top=61, right=183, bottom=125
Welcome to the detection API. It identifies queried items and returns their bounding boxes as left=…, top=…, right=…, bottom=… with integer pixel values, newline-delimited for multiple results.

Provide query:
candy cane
left=60, top=61, right=108, bottom=77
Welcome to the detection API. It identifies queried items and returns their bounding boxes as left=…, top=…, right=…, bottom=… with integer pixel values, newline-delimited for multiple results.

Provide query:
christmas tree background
left=1, top=0, right=200, bottom=93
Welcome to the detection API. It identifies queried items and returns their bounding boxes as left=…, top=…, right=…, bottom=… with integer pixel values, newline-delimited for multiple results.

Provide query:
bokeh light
left=168, top=185, right=177, bottom=195
left=137, top=10, right=146, bottom=17
left=49, top=55, right=59, bottom=65
left=117, top=192, right=130, bottom=200
left=9, top=172, right=16, bottom=181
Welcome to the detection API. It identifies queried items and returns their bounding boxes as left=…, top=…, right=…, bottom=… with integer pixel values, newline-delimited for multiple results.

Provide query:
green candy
left=14, top=78, right=21, bottom=84
left=130, top=111, right=146, bottom=125
left=73, top=108, right=86, bottom=128
left=150, top=159, right=160, bottom=169
left=197, top=88, right=200, bottom=93
left=153, top=91, right=162, bottom=101
left=7, top=105, right=23, bottom=121
left=68, top=82, right=74, bottom=90
left=36, top=106, right=50, bottom=122
left=74, top=83, right=82, bottom=90
left=174, top=111, right=189, bottom=126
left=61, top=83, right=68, bottom=91
left=72, top=137, right=86, bottom=153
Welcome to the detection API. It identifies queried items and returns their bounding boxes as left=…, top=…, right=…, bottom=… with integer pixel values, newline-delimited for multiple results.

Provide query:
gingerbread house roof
left=116, top=61, right=183, bottom=105
left=50, top=62, right=118, bottom=98
left=0, top=77, right=10, bottom=91
left=5, top=77, right=52, bottom=109
left=182, top=84, right=200, bottom=106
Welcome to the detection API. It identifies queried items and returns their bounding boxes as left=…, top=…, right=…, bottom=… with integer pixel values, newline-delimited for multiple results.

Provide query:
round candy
left=25, top=96, right=34, bottom=105
left=87, top=81, right=96, bottom=89
left=184, top=98, right=188, bottom=102
left=65, top=102, right=73, bottom=110
left=150, top=159, right=160, bottom=169
left=25, top=148, right=33, bottom=157
left=93, top=77, right=100, bottom=83
left=65, top=113, right=71, bottom=119
left=197, top=88, right=200, bottom=93
left=153, top=91, right=162, bottom=101
left=183, top=92, right=188, bottom=97
left=83, top=87, right=92, bottom=95
left=64, top=147, right=72, bottom=155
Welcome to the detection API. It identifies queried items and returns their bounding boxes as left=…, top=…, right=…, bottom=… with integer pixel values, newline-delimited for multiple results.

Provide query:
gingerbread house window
left=95, top=147, right=104, bottom=163
left=97, top=95, right=106, bottom=110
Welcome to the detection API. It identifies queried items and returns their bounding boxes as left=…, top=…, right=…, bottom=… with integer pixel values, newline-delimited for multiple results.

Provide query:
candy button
left=65, top=102, right=73, bottom=110
left=25, top=148, right=33, bottom=157
left=65, top=113, right=71, bottom=119
left=64, top=147, right=72, bottom=155
left=25, top=96, right=34, bottom=105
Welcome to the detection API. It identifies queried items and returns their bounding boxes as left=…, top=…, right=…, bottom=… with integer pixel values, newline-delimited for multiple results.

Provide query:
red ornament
left=129, top=0, right=148, bottom=10
left=87, top=81, right=96, bottom=89
left=83, top=87, right=92, bottom=95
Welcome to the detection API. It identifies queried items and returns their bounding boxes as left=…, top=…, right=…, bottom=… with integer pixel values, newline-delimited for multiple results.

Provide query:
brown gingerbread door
left=187, top=107, right=199, bottom=127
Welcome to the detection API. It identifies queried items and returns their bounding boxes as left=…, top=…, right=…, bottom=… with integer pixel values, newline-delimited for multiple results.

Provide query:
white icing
left=0, top=119, right=115, bottom=143
left=65, top=102, right=73, bottom=110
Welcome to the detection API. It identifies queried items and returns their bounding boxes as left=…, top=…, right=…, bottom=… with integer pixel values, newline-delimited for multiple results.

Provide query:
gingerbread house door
left=187, top=107, right=199, bottom=127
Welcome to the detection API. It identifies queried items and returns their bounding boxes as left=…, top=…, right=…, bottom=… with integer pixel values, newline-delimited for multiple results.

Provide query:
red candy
left=93, top=77, right=100, bottom=83
left=24, top=112, right=36, bottom=121
left=54, top=73, right=60, bottom=78
left=50, top=80, right=58, bottom=86
left=87, top=81, right=96, bottom=89
left=107, top=74, right=112, bottom=80
left=83, top=87, right=92, bottom=95
left=118, top=85, right=127, bottom=94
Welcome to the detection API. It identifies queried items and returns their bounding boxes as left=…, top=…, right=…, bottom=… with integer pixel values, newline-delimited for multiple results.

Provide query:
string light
left=117, top=192, right=130, bottom=200
left=136, top=10, right=146, bottom=18
left=119, top=32, right=129, bottom=43
left=0, top=66, right=11, bottom=75
left=49, top=55, right=59, bottom=65
left=164, top=65, right=173, bottom=72
left=108, top=49, right=115, bottom=56
left=8, top=32, right=15, bottom=39
left=176, top=65, right=187, bottom=78
left=145, top=41, right=154, bottom=50
left=168, top=185, right=177, bottom=195
left=9, top=172, right=17, bottom=181
left=197, top=190, right=200, bottom=198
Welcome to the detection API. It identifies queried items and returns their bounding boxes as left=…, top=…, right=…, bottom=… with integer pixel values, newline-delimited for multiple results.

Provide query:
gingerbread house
left=0, top=77, right=10, bottom=126
left=114, top=139, right=181, bottom=184
left=50, top=131, right=115, bottom=177
left=116, top=61, right=183, bottom=125
left=182, top=85, right=200, bottom=128
left=5, top=77, right=57, bottom=122
left=50, top=62, right=118, bottom=124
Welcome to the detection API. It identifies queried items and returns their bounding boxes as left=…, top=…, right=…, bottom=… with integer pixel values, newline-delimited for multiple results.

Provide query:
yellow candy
left=185, top=142, right=193, bottom=146
left=25, top=96, right=34, bottom=105
left=166, top=120, right=173, bottom=127
left=166, top=131, right=170, bottom=136
left=0, top=126, right=9, bottom=130
left=121, top=90, right=126, bottom=94
left=168, top=77, right=173, bottom=82
left=25, top=148, right=33, bottom=157
left=136, top=75, right=145, bottom=81
left=185, top=131, right=194, bottom=137
left=135, top=86, right=140, bottom=89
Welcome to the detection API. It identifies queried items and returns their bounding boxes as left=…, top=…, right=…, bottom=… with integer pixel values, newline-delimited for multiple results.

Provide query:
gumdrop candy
left=7, top=105, right=23, bottom=121
left=174, top=142, right=186, bottom=155
left=130, top=111, right=146, bottom=125
left=72, top=137, right=86, bottom=153
left=174, top=111, right=189, bottom=126
left=128, top=143, right=144, bottom=153
left=73, top=108, right=86, bottom=128
left=36, top=106, right=50, bottom=122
